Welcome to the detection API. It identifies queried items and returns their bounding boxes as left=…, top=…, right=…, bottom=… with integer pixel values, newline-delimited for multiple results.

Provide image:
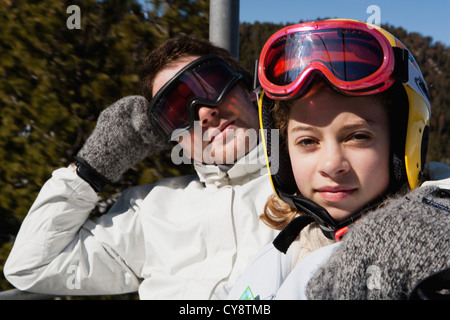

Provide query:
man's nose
left=197, top=105, right=220, bottom=127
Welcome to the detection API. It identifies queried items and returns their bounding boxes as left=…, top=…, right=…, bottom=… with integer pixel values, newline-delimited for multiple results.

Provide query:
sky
left=239, top=0, right=450, bottom=47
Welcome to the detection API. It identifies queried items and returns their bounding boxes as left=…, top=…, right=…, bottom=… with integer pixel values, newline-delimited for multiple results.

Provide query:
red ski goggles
left=259, top=20, right=406, bottom=100
left=148, top=55, right=244, bottom=141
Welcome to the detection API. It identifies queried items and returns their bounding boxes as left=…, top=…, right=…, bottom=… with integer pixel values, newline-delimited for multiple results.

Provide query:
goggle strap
left=272, top=214, right=315, bottom=254
left=392, top=47, right=409, bottom=83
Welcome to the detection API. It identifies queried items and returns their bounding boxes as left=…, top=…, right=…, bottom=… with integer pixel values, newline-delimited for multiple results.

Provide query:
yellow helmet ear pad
left=368, top=24, right=431, bottom=189
left=403, top=85, right=430, bottom=189
left=258, top=90, right=298, bottom=202
left=258, top=90, right=283, bottom=199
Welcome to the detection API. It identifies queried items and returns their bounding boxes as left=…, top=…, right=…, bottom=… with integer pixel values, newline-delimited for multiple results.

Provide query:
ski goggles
left=148, top=55, right=244, bottom=141
left=258, top=19, right=408, bottom=100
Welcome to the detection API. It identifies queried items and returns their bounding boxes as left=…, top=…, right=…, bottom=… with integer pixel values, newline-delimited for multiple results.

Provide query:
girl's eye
left=353, top=133, right=370, bottom=140
left=348, top=132, right=373, bottom=144
left=296, top=138, right=317, bottom=147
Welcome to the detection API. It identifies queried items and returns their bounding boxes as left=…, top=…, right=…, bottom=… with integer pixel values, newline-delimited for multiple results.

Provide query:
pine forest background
left=0, top=0, right=449, bottom=296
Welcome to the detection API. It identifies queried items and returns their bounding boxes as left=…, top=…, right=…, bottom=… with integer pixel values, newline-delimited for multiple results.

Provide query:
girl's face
left=287, top=85, right=390, bottom=222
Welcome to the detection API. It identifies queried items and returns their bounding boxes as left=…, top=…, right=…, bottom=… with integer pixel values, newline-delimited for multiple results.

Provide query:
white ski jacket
left=4, top=144, right=277, bottom=299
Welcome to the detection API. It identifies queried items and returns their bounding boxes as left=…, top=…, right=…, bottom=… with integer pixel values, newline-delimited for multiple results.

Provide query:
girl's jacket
left=229, top=162, right=450, bottom=300
left=4, top=144, right=277, bottom=299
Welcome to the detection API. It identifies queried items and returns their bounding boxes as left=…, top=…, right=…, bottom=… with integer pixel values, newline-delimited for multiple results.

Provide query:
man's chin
left=201, top=143, right=252, bottom=165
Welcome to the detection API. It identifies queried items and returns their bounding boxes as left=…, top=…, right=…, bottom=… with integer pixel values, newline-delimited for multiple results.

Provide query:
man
left=4, top=36, right=276, bottom=299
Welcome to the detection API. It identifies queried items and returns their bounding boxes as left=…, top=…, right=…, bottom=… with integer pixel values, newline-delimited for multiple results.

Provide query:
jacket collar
left=194, top=143, right=268, bottom=186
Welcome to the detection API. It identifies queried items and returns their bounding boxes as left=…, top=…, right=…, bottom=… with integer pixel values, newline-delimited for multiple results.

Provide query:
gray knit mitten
left=75, top=96, right=167, bottom=191
left=306, top=186, right=450, bottom=300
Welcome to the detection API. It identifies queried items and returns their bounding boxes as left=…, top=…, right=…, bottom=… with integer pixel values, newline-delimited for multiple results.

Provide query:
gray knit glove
left=75, top=96, right=167, bottom=191
left=306, top=186, right=450, bottom=300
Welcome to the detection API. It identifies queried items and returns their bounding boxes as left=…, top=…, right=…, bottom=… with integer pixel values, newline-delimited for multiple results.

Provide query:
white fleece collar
left=194, top=144, right=268, bottom=186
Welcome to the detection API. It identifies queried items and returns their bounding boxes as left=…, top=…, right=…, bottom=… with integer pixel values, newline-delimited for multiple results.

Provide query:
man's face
left=152, top=56, right=260, bottom=165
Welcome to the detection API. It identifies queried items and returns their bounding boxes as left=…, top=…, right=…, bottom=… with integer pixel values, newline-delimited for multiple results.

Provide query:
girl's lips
left=315, top=188, right=357, bottom=202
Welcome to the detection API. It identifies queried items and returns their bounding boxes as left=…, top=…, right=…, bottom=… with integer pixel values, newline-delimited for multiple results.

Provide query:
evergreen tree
left=0, top=3, right=448, bottom=296
left=0, top=0, right=207, bottom=293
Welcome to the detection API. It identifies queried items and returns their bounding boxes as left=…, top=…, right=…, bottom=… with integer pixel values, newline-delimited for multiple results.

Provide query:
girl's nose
left=318, top=143, right=350, bottom=178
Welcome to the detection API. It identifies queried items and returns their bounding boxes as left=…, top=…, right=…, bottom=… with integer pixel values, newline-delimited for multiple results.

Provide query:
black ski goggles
left=147, top=55, right=244, bottom=141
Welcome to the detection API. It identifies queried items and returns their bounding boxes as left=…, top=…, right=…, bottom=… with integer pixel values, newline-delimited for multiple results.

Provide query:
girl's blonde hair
left=262, top=194, right=298, bottom=230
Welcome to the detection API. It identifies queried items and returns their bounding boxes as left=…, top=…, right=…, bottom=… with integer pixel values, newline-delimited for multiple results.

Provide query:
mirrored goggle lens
left=264, top=28, right=384, bottom=86
left=151, top=58, right=240, bottom=138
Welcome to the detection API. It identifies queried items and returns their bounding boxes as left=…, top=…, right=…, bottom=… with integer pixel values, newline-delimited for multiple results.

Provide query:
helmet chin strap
left=272, top=193, right=385, bottom=253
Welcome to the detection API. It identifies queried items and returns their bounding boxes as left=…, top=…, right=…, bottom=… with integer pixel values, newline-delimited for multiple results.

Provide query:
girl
left=229, top=19, right=449, bottom=300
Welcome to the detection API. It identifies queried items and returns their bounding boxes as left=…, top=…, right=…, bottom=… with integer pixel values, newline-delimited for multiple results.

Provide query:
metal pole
left=209, top=0, right=240, bottom=60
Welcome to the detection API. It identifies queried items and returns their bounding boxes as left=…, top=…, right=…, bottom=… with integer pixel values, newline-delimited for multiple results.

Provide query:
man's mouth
left=208, top=121, right=235, bottom=142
